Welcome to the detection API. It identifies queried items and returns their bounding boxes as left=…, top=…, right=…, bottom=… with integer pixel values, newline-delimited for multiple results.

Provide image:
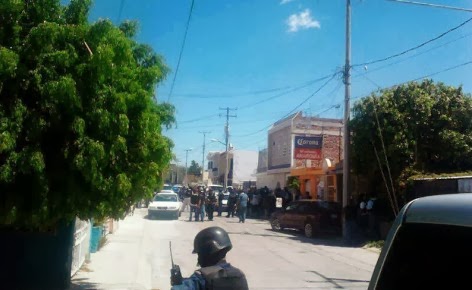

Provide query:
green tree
left=0, top=0, right=175, bottom=229
left=351, top=80, right=472, bottom=208
left=187, top=160, right=202, bottom=176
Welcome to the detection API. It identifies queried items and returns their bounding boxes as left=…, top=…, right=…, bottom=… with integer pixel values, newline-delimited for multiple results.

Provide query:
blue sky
left=88, top=0, right=472, bottom=166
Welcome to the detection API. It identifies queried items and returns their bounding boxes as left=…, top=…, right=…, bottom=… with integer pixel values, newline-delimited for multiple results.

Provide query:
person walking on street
left=226, top=190, right=236, bottom=218
left=217, top=190, right=224, bottom=217
left=198, top=189, right=206, bottom=222
left=238, top=190, right=248, bottom=223
left=189, top=188, right=200, bottom=222
left=180, top=187, right=191, bottom=214
left=206, top=189, right=217, bottom=221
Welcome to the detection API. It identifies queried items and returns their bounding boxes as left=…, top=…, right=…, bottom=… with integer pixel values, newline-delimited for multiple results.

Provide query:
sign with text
left=294, top=136, right=323, bottom=167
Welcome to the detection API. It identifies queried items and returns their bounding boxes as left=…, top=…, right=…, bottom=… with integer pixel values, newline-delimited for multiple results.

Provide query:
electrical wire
left=351, top=59, right=472, bottom=102
left=353, top=16, right=472, bottom=68
left=353, top=32, right=472, bottom=79
left=167, top=0, right=195, bottom=102
left=117, top=0, right=125, bottom=23
left=178, top=113, right=219, bottom=124
left=165, top=85, right=293, bottom=99
left=233, top=72, right=339, bottom=138
left=238, top=74, right=337, bottom=110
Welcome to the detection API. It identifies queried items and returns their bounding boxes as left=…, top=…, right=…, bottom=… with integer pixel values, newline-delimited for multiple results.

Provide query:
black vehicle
left=368, top=193, right=472, bottom=290
left=270, top=200, right=342, bottom=238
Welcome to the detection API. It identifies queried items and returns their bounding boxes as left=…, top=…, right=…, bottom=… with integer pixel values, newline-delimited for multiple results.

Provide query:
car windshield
left=163, top=185, right=173, bottom=190
left=154, top=195, right=177, bottom=202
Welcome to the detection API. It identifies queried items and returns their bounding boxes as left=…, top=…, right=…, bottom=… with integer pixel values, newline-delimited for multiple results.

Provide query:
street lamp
left=211, top=138, right=229, bottom=190
left=184, top=148, right=192, bottom=184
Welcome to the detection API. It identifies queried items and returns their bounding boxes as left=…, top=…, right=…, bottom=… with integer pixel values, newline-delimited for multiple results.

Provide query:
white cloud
left=286, top=9, right=320, bottom=32
left=280, top=0, right=295, bottom=4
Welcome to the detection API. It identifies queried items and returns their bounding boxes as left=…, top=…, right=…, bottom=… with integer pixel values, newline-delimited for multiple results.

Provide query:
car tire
left=304, top=223, right=314, bottom=238
left=271, top=218, right=283, bottom=231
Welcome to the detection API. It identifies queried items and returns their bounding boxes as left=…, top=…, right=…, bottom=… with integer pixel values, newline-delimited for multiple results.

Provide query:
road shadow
left=69, top=281, right=98, bottom=290
left=264, top=228, right=368, bottom=248
left=144, top=214, right=179, bottom=221
left=305, top=270, right=370, bottom=288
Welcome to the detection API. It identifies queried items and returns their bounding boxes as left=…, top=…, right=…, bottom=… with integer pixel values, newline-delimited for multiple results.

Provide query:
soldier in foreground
left=170, top=226, right=249, bottom=290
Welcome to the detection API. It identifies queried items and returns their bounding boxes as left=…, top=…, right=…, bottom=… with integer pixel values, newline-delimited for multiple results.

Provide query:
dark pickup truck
left=368, top=193, right=472, bottom=290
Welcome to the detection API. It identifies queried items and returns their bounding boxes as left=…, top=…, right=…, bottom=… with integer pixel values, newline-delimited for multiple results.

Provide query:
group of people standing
left=179, top=186, right=249, bottom=223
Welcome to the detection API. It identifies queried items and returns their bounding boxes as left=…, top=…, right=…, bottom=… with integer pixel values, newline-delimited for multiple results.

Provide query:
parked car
left=157, top=189, right=175, bottom=195
left=148, top=192, right=182, bottom=219
left=368, top=193, right=472, bottom=290
left=270, top=200, right=342, bottom=238
left=172, top=184, right=183, bottom=194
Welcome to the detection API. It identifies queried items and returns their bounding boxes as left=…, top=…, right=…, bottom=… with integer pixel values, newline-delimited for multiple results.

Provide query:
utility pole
left=219, top=107, right=237, bottom=190
left=343, top=0, right=351, bottom=240
left=184, top=148, right=192, bottom=185
left=199, top=131, right=211, bottom=182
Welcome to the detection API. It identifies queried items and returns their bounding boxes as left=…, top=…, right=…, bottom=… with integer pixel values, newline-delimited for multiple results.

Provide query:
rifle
left=170, top=241, right=183, bottom=286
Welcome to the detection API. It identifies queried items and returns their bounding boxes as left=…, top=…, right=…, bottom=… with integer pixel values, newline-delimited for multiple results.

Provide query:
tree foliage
left=0, top=0, right=175, bottom=229
left=187, top=160, right=202, bottom=176
left=351, top=80, right=472, bottom=195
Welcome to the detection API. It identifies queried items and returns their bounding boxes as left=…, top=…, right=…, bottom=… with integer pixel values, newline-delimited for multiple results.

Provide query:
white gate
left=71, top=218, right=91, bottom=277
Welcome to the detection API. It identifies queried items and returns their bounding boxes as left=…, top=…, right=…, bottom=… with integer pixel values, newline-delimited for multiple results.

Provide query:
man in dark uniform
left=206, top=189, right=217, bottom=221
left=189, top=188, right=200, bottom=222
left=226, top=190, right=237, bottom=218
left=217, top=190, right=224, bottom=217
left=171, top=226, right=249, bottom=290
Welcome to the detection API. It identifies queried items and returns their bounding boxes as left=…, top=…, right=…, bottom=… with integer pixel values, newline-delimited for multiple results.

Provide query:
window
left=285, top=202, right=299, bottom=211
left=376, top=223, right=472, bottom=289
left=154, top=195, right=177, bottom=202
left=298, top=203, right=313, bottom=214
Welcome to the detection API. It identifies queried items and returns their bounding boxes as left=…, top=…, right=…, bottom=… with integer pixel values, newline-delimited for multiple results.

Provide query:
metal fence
left=71, top=218, right=91, bottom=277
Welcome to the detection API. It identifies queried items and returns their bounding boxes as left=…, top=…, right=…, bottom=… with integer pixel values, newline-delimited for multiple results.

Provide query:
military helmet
left=192, top=226, right=232, bottom=255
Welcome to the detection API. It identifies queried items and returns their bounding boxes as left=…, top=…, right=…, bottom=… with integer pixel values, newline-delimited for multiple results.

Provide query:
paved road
left=72, top=208, right=379, bottom=290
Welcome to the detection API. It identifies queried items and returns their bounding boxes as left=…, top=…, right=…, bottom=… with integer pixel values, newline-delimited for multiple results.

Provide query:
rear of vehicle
left=270, top=200, right=342, bottom=238
left=148, top=193, right=182, bottom=219
left=368, top=193, right=472, bottom=290
left=219, top=193, right=230, bottom=212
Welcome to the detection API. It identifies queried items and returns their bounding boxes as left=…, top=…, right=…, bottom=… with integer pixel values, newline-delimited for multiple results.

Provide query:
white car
left=148, top=192, right=182, bottom=219
left=158, top=189, right=175, bottom=194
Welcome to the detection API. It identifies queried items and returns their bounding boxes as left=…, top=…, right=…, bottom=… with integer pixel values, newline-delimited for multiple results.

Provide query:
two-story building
left=257, top=112, right=343, bottom=201
left=207, top=149, right=258, bottom=189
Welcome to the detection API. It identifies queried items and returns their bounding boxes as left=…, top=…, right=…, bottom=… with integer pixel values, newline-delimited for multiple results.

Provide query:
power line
left=283, top=73, right=340, bottom=118
left=353, top=16, right=472, bottom=67
left=353, top=32, right=472, bottom=78
left=175, top=74, right=341, bottom=126
left=351, top=59, right=472, bottom=102
left=387, top=0, right=472, bottom=13
left=178, top=113, right=219, bottom=124
left=164, top=85, right=293, bottom=99
left=238, top=74, right=337, bottom=110
left=167, top=0, right=195, bottom=102
left=233, top=72, right=338, bottom=138
left=117, top=0, right=125, bottom=22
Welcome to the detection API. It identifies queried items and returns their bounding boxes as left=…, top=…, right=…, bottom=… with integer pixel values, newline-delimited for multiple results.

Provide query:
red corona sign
left=294, top=136, right=323, bottom=167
